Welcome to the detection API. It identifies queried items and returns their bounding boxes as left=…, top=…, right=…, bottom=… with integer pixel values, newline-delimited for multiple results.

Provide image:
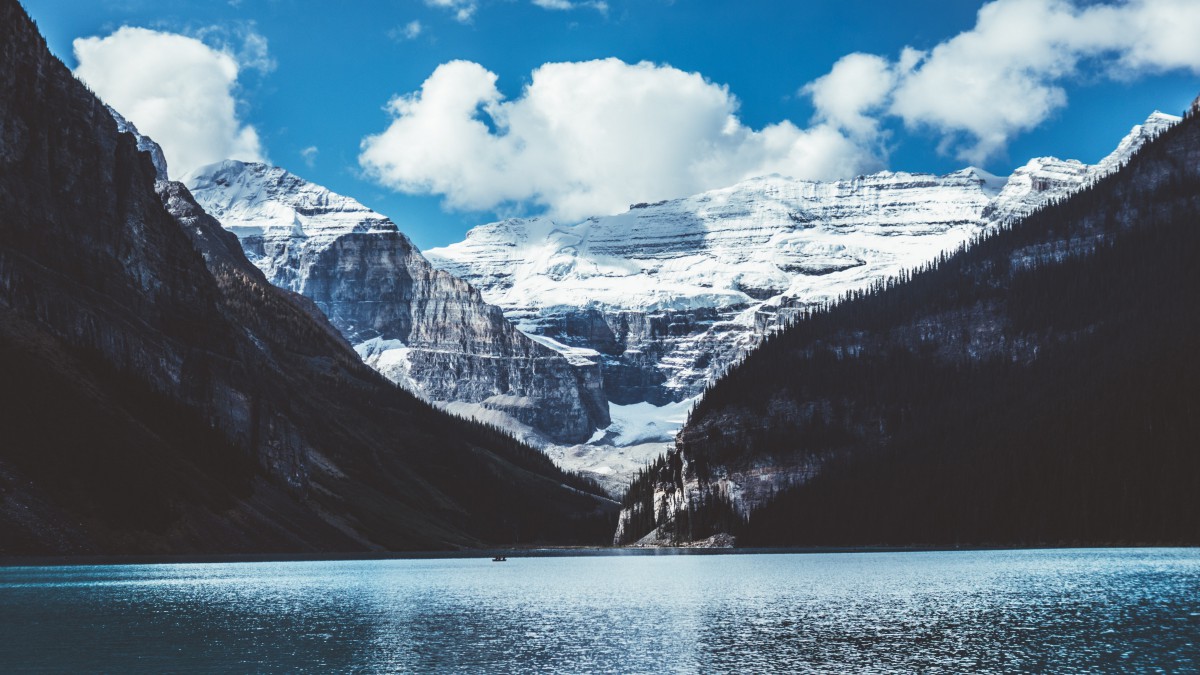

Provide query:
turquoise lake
left=1, top=548, right=1198, bottom=672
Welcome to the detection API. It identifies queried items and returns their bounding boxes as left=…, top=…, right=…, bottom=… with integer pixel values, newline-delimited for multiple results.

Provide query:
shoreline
left=3, top=543, right=1198, bottom=568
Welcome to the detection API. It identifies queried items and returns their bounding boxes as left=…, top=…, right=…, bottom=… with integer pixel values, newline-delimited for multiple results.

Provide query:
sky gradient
left=23, top=0, right=1200, bottom=248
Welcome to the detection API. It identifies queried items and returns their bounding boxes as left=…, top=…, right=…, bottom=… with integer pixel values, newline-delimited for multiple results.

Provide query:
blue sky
left=23, top=0, right=1200, bottom=248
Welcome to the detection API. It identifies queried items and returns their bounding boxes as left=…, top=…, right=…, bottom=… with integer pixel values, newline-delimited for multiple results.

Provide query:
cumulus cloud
left=810, top=0, right=1200, bottom=163
left=803, top=53, right=895, bottom=139
left=362, top=0, right=1200, bottom=220
left=73, top=26, right=266, bottom=178
left=359, top=59, right=877, bottom=221
left=426, top=0, right=476, bottom=23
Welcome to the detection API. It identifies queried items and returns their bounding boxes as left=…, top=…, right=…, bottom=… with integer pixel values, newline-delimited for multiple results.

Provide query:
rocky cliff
left=182, top=161, right=609, bottom=445
left=0, top=0, right=614, bottom=555
left=426, top=113, right=1177, bottom=485
left=618, top=106, right=1200, bottom=547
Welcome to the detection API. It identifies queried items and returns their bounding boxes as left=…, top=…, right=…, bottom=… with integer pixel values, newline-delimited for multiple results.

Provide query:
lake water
left=1, top=548, right=1198, bottom=672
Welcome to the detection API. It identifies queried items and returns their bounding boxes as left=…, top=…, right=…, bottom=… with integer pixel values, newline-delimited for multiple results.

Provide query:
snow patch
left=604, top=397, right=696, bottom=446
left=354, top=338, right=420, bottom=393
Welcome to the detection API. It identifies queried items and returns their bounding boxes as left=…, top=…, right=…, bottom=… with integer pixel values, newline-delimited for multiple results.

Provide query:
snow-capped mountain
left=987, top=111, right=1179, bottom=223
left=621, top=104, right=1200, bottom=548
left=182, top=161, right=609, bottom=444
left=425, top=111, right=1177, bottom=485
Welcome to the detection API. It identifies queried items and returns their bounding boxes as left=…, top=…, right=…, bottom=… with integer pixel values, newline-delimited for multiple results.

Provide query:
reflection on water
left=1, top=549, right=1198, bottom=672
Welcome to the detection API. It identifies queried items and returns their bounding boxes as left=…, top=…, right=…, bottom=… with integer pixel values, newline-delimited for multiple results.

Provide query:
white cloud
left=232, top=28, right=274, bottom=73
left=532, top=0, right=609, bottom=12
left=190, top=23, right=276, bottom=74
left=807, top=0, right=1200, bottom=164
left=1105, top=0, right=1200, bottom=74
left=359, top=59, right=877, bottom=222
left=73, top=26, right=266, bottom=178
left=426, top=0, right=476, bottom=23
left=301, top=146, right=319, bottom=168
left=802, top=53, right=894, bottom=139
left=388, top=20, right=424, bottom=41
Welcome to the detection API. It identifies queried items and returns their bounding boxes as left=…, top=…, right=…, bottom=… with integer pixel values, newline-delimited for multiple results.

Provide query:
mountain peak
left=1089, top=110, right=1181, bottom=180
left=106, top=106, right=169, bottom=182
left=184, top=160, right=400, bottom=243
left=955, top=166, right=1009, bottom=197
left=1147, top=110, right=1181, bottom=124
left=185, top=160, right=612, bottom=445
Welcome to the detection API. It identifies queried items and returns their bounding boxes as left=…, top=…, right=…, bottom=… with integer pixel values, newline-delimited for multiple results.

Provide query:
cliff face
left=0, top=0, right=614, bottom=555
left=183, top=161, right=609, bottom=444
left=430, top=170, right=1002, bottom=406
left=619, top=106, right=1200, bottom=547
left=426, top=114, right=1177, bottom=485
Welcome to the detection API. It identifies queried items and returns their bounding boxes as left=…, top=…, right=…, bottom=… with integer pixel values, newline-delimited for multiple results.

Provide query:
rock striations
left=0, top=0, right=614, bottom=555
left=425, top=111, right=1178, bottom=482
left=183, top=161, right=609, bottom=445
left=623, top=103, right=1200, bottom=547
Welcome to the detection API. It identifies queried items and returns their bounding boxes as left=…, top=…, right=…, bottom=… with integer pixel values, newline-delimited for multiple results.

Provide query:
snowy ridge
left=183, top=160, right=400, bottom=281
left=1089, top=111, right=1180, bottom=181
left=430, top=169, right=998, bottom=317
left=426, top=111, right=1178, bottom=485
left=988, top=111, right=1179, bottom=224
left=183, top=160, right=611, bottom=444
left=184, top=160, right=398, bottom=241
left=107, top=106, right=169, bottom=182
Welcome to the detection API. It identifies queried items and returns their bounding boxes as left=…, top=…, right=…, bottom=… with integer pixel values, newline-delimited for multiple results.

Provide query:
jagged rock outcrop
left=426, top=113, right=1178, bottom=485
left=106, top=106, right=168, bottom=181
left=182, top=161, right=608, bottom=444
left=986, top=111, right=1179, bottom=223
left=0, top=0, right=614, bottom=555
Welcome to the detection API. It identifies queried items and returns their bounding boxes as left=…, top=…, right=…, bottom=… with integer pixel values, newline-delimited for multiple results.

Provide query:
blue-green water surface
left=1, top=548, right=1198, bottom=672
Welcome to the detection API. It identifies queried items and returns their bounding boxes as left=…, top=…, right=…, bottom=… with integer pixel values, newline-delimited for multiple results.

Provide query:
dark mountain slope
left=620, top=104, right=1200, bottom=547
left=0, top=0, right=614, bottom=555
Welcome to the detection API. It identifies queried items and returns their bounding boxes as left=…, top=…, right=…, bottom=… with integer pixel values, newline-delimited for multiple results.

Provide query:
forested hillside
left=620, top=104, right=1200, bottom=547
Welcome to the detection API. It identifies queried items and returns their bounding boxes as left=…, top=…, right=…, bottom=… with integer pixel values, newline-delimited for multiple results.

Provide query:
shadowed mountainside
left=618, top=101, right=1200, bottom=547
left=0, top=0, right=615, bottom=555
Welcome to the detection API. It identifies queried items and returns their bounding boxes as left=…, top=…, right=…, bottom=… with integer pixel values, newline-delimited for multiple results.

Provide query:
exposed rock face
left=430, top=170, right=996, bottom=417
left=987, top=111, right=1179, bottom=223
left=182, top=161, right=608, bottom=444
left=426, top=113, right=1178, bottom=485
left=0, top=0, right=614, bottom=554
left=636, top=106, right=1200, bottom=547
left=106, top=106, right=168, bottom=181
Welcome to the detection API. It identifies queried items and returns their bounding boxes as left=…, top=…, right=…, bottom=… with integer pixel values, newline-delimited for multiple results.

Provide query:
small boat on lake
left=492, top=556, right=508, bottom=562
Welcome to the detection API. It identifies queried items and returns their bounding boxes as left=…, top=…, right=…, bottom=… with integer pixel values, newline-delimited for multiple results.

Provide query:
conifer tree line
left=618, top=103, right=1200, bottom=546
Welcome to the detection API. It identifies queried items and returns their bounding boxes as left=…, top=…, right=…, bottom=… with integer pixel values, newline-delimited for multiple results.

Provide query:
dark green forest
left=621, top=104, right=1200, bottom=547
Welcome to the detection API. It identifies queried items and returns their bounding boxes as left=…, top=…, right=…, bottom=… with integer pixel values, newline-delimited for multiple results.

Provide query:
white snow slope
left=426, top=112, right=1178, bottom=489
